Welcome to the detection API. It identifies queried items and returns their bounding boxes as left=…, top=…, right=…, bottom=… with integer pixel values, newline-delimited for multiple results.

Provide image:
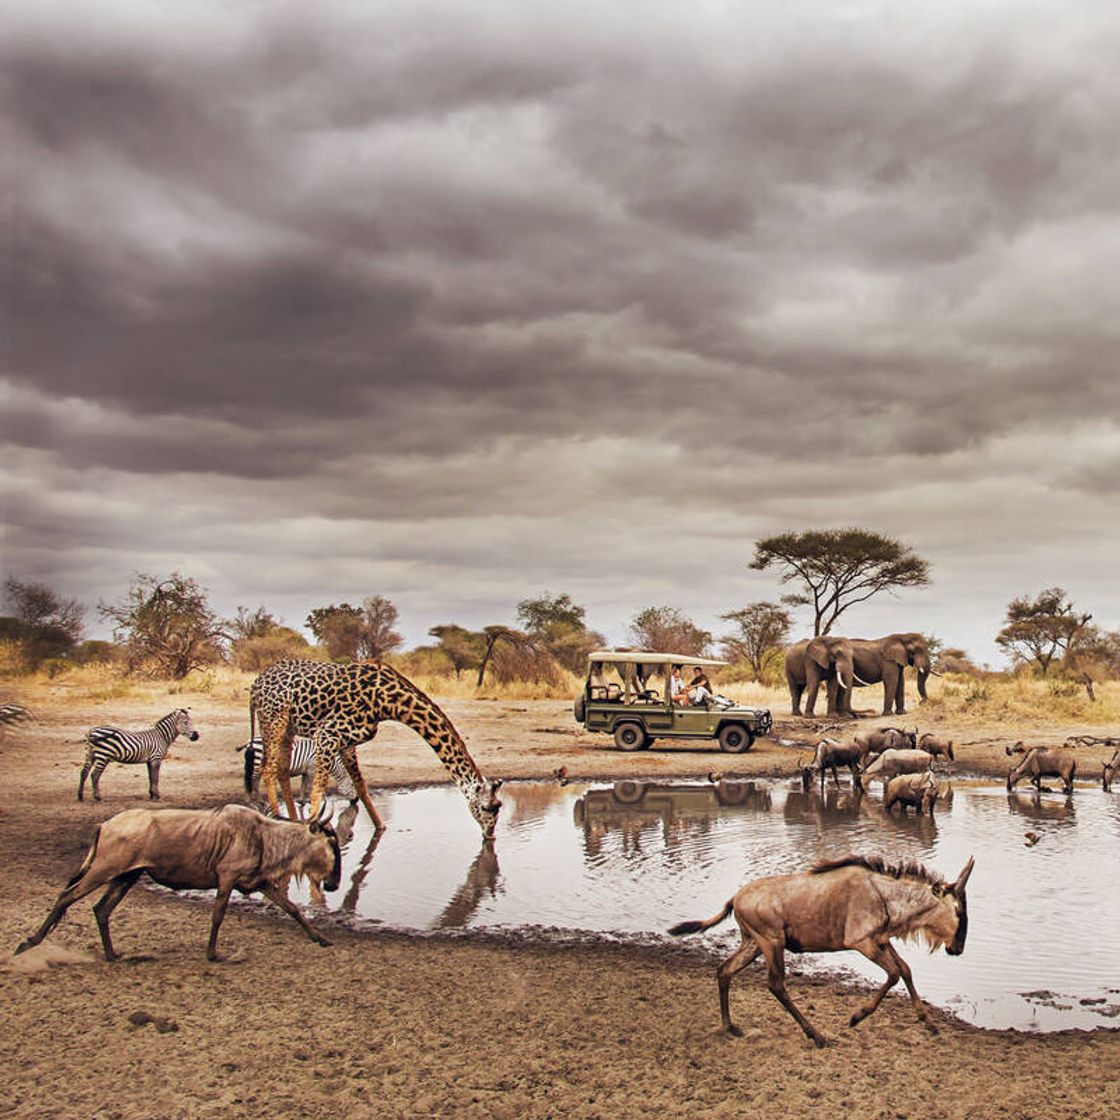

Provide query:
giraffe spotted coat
left=250, top=660, right=502, bottom=838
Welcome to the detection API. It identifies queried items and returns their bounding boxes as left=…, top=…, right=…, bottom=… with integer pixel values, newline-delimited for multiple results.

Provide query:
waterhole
left=291, top=779, right=1120, bottom=1032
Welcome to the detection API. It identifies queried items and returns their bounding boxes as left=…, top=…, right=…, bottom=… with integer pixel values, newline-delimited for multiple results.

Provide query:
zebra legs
left=92, top=870, right=144, bottom=960
left=87, top=758, right=110, bottom=801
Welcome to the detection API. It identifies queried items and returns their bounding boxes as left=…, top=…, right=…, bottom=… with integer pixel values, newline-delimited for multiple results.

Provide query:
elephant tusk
left=852, top=671, right=873, bottom=687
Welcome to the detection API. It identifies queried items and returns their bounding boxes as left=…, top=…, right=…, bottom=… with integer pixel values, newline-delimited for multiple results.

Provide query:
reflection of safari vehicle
left=573, top=651, right=772, bottom=753
left=574, top=780, right=772, bottom=826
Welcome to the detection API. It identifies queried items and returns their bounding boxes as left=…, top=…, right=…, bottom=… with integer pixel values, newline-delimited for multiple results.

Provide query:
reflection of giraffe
left=250, top=660, right=502, bottom=837
left=435, top=842, right=502, bottom=929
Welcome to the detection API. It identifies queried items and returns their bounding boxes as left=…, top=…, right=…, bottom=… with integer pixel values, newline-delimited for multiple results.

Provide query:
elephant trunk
left=916, top=665, right=931, bottom=700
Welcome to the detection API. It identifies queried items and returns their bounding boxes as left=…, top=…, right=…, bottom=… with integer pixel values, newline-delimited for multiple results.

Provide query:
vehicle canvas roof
left=586, top=650, right=727, bottom=668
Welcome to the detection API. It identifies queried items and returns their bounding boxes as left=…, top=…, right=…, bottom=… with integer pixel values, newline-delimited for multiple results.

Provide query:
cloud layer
left=5, top=0, right=1120, bottom=660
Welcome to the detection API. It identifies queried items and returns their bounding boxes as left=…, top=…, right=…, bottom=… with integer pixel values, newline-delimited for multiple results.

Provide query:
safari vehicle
left=573, top=651, right=772, bottom=753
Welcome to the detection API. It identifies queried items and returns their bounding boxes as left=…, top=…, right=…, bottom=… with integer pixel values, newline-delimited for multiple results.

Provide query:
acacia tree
left=474, top=625, right=549, bottom=686
left=100, top=573, right=224, bottom=678
left=516, top=592, right=604, bottom=673
left=4, top=577, right=85, bottom=668
left=996, top=588, right=1092, bottom=677
left=307, top=596, right=403, bottom=661
left=628, top=606, right=711, bottom=656
left=227, top=606, right=311, bottom=672
left=750, top=528, right=931, bottom=635
left=429, top=624, right=484, bottom=679
left=720, top=602, right=792, bottom=681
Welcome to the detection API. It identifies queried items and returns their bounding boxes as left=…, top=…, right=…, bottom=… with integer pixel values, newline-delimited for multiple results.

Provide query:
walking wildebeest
left=669, top=854, right=974, bottom=1046
left=884, top=772, right=939, bottom=815
left=1006, top=748, right=1077, bottom=795
left=15, top=803, right=341, bottom=962
left=917, top=732, right=954, bottom=772
left=1102, top=749, right=1119, bottom=792
left=861, top=748, right=934, bottom=784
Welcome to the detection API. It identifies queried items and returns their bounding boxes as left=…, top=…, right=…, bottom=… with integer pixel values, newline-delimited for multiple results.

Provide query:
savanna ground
left=1, top=667, right=1118, bottom=1120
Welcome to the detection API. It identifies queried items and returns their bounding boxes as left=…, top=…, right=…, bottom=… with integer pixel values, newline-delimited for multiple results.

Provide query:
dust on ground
left=0, top=693, right=1116, bottom=1120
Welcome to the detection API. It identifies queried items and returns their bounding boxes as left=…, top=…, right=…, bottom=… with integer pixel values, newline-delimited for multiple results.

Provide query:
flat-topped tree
left=750, top=528, right=931, bottom=636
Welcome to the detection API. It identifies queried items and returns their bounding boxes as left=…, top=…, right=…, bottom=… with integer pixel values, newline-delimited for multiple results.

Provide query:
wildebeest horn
left=953, top=856, right=975, bottom=893
left=314, top=798, right=332, bottom=824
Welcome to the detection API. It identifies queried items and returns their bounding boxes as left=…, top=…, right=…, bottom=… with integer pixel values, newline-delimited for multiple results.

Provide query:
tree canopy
left=628, top=606, right=711, bottom=656
left=306, top=595, right=403, bottom=661
left=720, top=601, right=792, bottom=681
left=750, top=528, right=931, bottom=635
left=4, top=577, right=85, bottom=668
left=99, top=573, right=223, bottom=678
left=995, top=587, right=1092, bottom=677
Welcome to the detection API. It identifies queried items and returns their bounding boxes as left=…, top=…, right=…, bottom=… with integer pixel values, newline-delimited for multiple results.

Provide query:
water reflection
left=282, top=779, right=1120, bottom=1032
left=1005, top=790, right=1076, bottom=826
left=573, top=780, right=772, bottom=858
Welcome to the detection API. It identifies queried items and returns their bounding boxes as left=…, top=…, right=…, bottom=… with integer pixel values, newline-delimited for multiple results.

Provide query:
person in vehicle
left=688, top=666, right=716, bottom=708
left=670, top=665, right=689, bottom=705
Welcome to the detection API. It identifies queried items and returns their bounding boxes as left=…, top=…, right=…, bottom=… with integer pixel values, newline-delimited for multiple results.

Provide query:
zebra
left=239, top=736, right=357, bottom=805
left=78, top=708, right=200, bottom=802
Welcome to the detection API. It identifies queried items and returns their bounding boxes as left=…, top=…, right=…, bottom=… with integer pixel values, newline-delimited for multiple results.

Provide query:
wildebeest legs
left=259, top=884, right=333, bottom=949
left=92, top=870, right=144, bottom=960
left=716, top=941, right=761, bottom=1036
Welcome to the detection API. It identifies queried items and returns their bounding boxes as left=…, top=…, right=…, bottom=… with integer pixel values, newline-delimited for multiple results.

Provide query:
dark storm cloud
left=6, top=1, right=1120, bottom=660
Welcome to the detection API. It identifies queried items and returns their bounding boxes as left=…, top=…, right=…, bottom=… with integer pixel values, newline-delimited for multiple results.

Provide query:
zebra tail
left=668, top=899, right=734, bottom=937
left=243, top=746, right=257, bottom=795
left=66, top=825, right=102, bottom=889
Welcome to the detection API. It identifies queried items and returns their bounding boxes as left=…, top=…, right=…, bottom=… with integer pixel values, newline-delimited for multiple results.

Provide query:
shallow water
left=293, top=778, right=1120, bottom=1032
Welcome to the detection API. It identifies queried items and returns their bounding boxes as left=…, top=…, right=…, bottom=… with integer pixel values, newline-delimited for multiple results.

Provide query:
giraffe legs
left=259, top=718, right=299, bottom=820
left=309, top=729, right=384, bottom=831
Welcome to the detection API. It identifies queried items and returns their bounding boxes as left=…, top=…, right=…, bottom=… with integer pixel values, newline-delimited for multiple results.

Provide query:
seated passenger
left=687, top=666, right=716, bottom=708
left=670, top=665, right=689, bottom=705
left=589, top=662, right=609, bottom=700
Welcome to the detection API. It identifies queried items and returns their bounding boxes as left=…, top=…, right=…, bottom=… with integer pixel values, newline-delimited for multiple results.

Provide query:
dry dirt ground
left=1, top=692, right=1117, bottom=1120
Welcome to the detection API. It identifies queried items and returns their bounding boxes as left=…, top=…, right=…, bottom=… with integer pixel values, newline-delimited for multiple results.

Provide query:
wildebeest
left=1007, top=748, right=1077, bottom=795
left=1102, top=749, right=1119, bottom=792
left=917, top=732, right=955, bottom=772
left=669, top=854, right=974, bottom=1046
left=884, top=772, right=939, bottom=815
left=802, top=739, right=868, bottom=791
left=855, top=727, right=916, bottom=758
left=861, top=748, right=934, bottom=783
left=15, top=803, right=341, bottom=962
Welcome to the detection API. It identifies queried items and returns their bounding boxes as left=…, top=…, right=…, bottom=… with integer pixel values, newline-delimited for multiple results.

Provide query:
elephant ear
left=807, top=640, right=831, bottom=670
left=882, top=638, right=907, bottom=665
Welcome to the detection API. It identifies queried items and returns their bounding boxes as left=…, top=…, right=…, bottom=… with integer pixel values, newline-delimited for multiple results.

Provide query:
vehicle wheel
left=573, top=695, right=586, bottom=722
left=614, top=722, right=646, bottom=751
left=613, top=780, right=645, bottom=803
left=718, top=723, right=753, bottom=753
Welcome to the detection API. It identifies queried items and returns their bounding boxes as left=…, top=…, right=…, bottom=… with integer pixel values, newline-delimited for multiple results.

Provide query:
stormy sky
left=4, top=0, right=1120, bottom=664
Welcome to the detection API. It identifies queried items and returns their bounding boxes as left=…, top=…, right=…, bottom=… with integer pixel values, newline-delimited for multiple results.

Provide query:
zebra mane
left=810, top=854, right=947, bottom=892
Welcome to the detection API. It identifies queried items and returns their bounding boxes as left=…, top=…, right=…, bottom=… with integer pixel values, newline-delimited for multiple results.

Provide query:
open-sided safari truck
left=573, top=650, right=772, bottom=752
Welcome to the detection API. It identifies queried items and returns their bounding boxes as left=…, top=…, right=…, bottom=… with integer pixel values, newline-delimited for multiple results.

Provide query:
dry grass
left=6, top=659, right=1120, bottom=731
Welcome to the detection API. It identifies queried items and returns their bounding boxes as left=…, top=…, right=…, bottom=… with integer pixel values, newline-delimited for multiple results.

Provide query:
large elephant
left=840, top=633, right=933, bottom=716
left=784, top=636, right=863, bottom=717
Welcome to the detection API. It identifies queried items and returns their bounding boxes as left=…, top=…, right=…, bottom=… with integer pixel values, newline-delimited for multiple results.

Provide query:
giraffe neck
left=380, top=682, right=487, bottom=793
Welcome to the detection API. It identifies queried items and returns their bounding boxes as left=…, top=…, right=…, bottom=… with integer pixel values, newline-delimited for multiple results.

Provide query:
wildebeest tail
left=668, top=899, right=734, bottom=937
left=243, top=745, right=257, bottom=795
left=66, top=825, right=102, bottom=889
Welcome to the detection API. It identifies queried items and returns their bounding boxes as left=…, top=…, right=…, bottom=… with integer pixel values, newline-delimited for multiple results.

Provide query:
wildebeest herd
left=11, top=658, right=1120, bottom=1046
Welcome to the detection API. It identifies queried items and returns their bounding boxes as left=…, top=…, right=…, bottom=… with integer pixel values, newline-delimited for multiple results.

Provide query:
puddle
left=288, top=779, right=1120, bottom=1032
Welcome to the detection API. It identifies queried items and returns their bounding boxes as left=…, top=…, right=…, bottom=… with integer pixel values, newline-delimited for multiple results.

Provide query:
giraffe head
left=468, top=779, right=503, bottom=840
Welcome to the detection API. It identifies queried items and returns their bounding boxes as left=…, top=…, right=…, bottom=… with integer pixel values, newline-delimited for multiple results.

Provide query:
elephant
left=784, top=636, right=867, bottom=717
left=837, top=633, right=934, bottom=717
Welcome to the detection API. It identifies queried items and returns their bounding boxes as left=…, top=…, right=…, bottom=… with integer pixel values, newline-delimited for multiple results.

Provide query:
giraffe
left=249, top=660, right=503, bottom=838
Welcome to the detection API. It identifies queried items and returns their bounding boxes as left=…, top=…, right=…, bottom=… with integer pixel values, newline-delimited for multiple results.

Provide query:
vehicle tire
left=613, top=779, right=645, bottom=803
left=718, top=723, right=753, bottom=754
left=573, top=695, right=586, bottom=722
left=614, top=722, right=646, bottom=751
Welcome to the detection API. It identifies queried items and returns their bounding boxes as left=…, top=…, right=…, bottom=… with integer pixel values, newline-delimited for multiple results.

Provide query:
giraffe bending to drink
left=250, top=660, right=503, bottom=838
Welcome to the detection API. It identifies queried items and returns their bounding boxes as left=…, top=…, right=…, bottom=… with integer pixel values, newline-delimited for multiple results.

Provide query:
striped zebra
left=239, top=736, right=357, bottom=804
left=78, top=708, right=200, bottom=802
